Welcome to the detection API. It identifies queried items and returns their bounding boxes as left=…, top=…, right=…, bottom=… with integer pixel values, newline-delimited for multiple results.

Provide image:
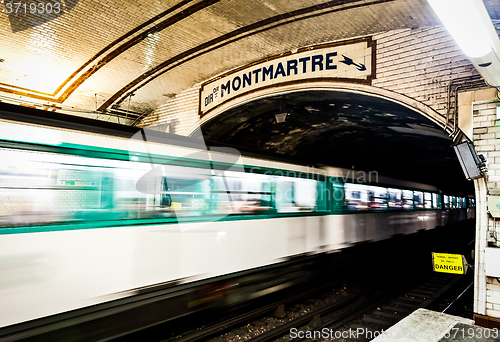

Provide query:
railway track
left=177, top=272, right=472, bottom=342
left=275, top=273, right=472, bottom=342
left=151, top=279, right=360, bottom=342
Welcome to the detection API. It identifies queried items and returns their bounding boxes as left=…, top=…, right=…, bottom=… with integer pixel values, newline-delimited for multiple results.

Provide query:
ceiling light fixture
left=427, top=0, right=493, bottom=58
left=275, top=97, right=289, bottom=123
left=427, top=0, right=500, bottom=86
left=275, top=113, right=287, bottom=123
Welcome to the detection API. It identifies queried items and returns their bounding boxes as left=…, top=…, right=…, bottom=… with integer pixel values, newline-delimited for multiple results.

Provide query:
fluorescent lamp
left=275, top=113, right=287, bottom=123
left=427, top=0, right=494, bottom=58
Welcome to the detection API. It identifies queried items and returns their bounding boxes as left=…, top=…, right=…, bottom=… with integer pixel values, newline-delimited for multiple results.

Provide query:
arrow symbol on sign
left=340, top=55, right=367, bottom=72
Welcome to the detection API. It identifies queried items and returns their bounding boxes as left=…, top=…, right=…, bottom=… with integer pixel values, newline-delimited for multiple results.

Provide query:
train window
left=388, top=188, right=403, bottom=209
left=114, top=165, right=212, bottom=218
left=1, top=145, right=348, bottom=227
left=212, top=172, right=273, bottom=214
left=424, top=192, right=432, bottom=209
left=444, top=195, right=450, bottom=209
left=0, top=149, right=132, bottom=225
left=0, top=148, right=280, bottom=225
left=275, top=178, right=318, bottom=213
left=414, top=191, right=424, bottom=209
left=367, top=186, right=388, bottom=210
left=451, top=196, right=456, bottom=209
left=345, top=183, right=369, bottom=211
left=158, top=177, right=208, bottom=211
left=402, top=190, right=414, bottom=209
left=432, top=193, right=439, bottom=209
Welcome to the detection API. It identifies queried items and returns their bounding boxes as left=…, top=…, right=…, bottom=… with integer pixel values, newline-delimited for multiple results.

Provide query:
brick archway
left=191, top=82, right=449, bottom=136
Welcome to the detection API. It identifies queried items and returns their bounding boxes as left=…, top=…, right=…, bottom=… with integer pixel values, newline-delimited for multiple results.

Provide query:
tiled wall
left=487, top=278, right=500, bottom=317
left=141, top=24, right=491, bottom=135
left=472, top=93, right=500, bottom=319
left=473, top=100, right=500, bottom=192
left=372, top=26, right=481, bottom=117
left=140, top=87, right=200, bottom=134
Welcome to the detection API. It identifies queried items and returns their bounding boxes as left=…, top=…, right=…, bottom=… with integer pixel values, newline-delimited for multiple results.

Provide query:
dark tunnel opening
left=196, top=90, right=473, bottom=195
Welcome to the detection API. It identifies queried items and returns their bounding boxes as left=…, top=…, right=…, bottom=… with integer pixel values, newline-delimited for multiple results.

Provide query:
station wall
left=467, top=89, right=500, bottom=326
left=140, top=25, right=486, bottom=134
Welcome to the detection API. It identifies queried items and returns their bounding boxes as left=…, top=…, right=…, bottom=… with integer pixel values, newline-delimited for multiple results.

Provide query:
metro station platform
left=372, top=309, right=499, bottom=342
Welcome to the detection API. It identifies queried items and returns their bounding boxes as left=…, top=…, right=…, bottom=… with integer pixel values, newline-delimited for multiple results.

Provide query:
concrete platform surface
left=372, top=309, right=500, bottom=341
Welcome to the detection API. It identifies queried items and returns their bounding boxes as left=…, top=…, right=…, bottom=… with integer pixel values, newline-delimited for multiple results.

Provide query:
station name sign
left=199, top=37, right=376, bottom=117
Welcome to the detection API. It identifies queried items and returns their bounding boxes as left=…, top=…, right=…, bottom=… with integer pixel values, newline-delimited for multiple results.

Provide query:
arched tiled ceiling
left=1, top=0, right=499, bottom=123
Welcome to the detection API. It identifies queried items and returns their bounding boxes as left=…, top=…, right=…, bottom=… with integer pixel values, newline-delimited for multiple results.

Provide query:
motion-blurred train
left=0, top=104, right=473, bottom=340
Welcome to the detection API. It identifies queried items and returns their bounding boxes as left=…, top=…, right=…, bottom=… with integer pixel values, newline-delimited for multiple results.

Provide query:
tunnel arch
left=191, top=82, right=472, bottom=194
left=190, top=82, right=450, bottom=136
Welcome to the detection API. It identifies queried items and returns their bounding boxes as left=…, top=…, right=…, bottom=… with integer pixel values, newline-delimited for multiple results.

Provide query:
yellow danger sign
left=432, top=253, right=467, bottom=274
